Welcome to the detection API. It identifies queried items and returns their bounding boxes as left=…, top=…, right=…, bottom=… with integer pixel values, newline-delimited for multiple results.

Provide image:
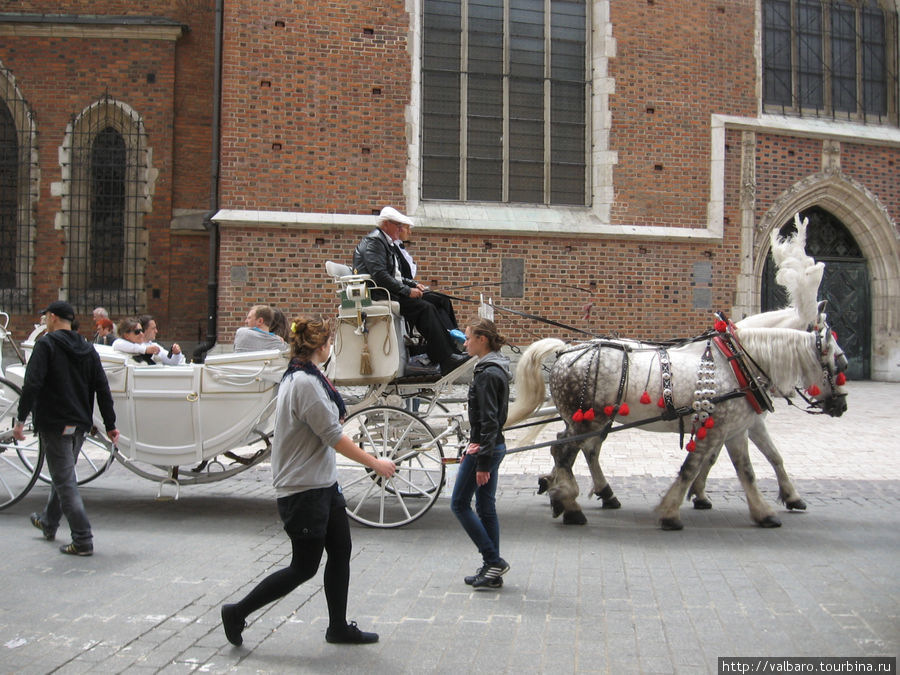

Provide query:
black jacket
left=17, top=330, right=117, bottom=435
left=467, top=351, right=512, bottom=471
left=352, top=228, right=415, bottom=299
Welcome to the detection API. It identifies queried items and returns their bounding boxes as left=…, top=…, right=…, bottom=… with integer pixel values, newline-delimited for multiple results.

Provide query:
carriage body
left=92, top=346, right=287, bottom=466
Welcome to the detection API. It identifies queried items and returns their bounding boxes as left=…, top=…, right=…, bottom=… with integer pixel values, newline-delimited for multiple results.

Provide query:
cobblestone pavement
left=0, top=381, right=896, bottom=674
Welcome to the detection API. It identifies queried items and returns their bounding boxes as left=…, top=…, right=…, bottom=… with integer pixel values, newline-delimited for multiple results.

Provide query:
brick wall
left=0, top=3, right=215, bottom=342
left=219, top=0, right=410, bottom=212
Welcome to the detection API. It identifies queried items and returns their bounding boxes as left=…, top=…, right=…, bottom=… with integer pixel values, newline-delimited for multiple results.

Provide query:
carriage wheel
left=0, top=377, right=43, bottom=510
left=340, top=406, right=445, bottom=528
left=32, top=431, right=115, bottom=486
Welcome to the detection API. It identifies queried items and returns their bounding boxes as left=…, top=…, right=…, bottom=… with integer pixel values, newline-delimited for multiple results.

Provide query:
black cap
left=40, top=300, right=76, bottom=323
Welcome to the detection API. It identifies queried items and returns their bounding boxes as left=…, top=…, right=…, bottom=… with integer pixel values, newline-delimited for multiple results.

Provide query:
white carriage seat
left=326, top=261, right=407, bottom=385
left=325, top=260, right=400, bottom=315
left=202, top=348, right=288, bottom=391
left=94, top=343, right=129, bottom=392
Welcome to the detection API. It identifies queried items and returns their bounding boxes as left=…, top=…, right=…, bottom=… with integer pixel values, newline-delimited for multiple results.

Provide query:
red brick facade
left=0, top=2, right=214, bottom=342
left=3, top=1, right=898, bottom=377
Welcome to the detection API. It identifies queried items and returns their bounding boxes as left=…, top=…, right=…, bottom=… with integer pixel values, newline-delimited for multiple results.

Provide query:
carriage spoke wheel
left=0, top=377, right=43, bottom=510
left=340, top=406, right=444, bottom=528
left=31, top=430, right=115, bottom=486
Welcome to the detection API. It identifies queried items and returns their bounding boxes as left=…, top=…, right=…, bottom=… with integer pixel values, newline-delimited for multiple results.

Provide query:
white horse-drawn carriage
left=0, top=262, right=478, bottom=527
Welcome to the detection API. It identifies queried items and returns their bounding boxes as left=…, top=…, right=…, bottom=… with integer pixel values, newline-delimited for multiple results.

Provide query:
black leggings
left=233, top=489, right=352, bottom=628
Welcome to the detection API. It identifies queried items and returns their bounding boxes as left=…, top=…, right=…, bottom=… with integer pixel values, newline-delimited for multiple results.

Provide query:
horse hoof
left=601, top=497, right=622, bottom=510
left=758, top=515, right=782, bottom=528
left=785, top=499, right=807, bottom=511
left=563, top=511, right=587, bottom=525
left=659, top=518, right=684, bottom=531
left=692, top=497, right=713, bottom=510
left=537, top=477, right=549, bottom=495
left=550, top=501, right=564, bottom=518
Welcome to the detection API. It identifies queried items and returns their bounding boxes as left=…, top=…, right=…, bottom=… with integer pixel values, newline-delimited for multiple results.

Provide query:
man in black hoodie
left=15, top=301, right=120, bottom=556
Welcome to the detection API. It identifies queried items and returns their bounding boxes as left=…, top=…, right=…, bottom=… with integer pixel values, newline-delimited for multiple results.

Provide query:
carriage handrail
left=203, top=359, right=285, bottom=385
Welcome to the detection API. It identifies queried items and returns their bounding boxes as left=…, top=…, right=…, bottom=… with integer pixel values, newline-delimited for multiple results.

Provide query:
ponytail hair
left=466, top=317, right=506, bottom=352
left=287, top=316, right=333, bottom=362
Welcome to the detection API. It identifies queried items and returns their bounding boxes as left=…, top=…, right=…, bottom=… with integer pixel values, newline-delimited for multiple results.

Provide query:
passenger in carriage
left=93, top=318, right=116, bottom=346
left=221, top=316, right=395, bottom=648
left=138, top=314, right=186, bottom=365
left=233, top=304, right=288, bottom=352
left=111, top=317, right=183, bottom=365
left=353, top=206, right=469, bottom=376
left=92, top=307, right=116, bottom=340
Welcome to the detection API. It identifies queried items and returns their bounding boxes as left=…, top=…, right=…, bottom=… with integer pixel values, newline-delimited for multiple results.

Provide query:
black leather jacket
left=468, top=351, right=512, bottom=471
left=352, top=228, right=415, bottom=299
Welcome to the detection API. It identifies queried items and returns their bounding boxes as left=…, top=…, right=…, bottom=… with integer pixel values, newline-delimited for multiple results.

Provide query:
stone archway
left=755, top=172, right=900, bottom=381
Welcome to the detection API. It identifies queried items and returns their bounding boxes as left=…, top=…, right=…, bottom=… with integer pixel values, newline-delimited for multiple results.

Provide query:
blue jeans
left=40, top=431, right=92, bottom=548
left=450, top=445, right=506, bottom=564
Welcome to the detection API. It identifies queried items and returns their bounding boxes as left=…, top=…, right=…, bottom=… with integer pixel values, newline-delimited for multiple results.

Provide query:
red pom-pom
left=619, top=403, right=630, bottom=416
left=836, top=372, right=846, bottom=386
left=686, top=440, right=697, bottom=452
left=696, top=427, right=707, bottom=440
left=832, top=330, right=838, bottom=340
left=807, top=384, right=821, bottom=397
left=603, top=405, right=614, bottom=417
left=714, top=320, right=727, bottom=333
left=583, top=408, right=595, bottom=421
left=640, top=391, right=651, bottom=404
left=704, top=417, right=715, bottom=429
left=572, top=409, right=584, bottom=422
left=658, top=397, right=666, bottom=408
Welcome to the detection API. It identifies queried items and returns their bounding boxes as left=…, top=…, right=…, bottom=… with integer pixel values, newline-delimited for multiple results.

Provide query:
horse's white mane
left=770, top=214, right=824, bottom=326
left=736, top=327, right=821, bottom=395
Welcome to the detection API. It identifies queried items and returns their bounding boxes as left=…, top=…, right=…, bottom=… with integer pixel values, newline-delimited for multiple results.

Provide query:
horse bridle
left=790, top=320, right=847, bottom=416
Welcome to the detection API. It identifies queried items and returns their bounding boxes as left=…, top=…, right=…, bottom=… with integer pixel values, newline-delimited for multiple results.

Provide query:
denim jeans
left=450, top=444, right=506, bottom=564
left=40, top=431, right=92, bottom=548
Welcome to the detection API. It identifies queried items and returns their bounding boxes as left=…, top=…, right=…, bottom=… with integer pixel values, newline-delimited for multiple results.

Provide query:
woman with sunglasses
left=111, top=318, right=162, bottom=365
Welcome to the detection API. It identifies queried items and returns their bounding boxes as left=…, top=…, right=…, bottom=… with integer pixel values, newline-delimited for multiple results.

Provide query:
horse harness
left=505, top=318, right=774, bottom=456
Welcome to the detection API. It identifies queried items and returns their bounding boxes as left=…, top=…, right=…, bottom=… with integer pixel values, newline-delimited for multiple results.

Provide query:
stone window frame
left=53, top=97, right=157, bottom=315
left=408, top=0, right=620, bottom=235
left=0, top=63, right=39, bottom=312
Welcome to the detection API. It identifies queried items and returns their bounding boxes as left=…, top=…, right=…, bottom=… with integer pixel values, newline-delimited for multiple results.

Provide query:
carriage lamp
left=346, top=283, right=367, bottom=302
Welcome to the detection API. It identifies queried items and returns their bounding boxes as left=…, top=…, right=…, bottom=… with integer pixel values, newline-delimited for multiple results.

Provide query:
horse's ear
left=817, top=299, right=827, bottom=316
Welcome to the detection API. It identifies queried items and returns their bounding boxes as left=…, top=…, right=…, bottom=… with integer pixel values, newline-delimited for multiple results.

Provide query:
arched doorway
left=762, top=206, right=870, bottom=380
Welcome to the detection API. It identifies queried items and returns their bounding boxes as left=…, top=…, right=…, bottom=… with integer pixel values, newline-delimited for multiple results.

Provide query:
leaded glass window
left=422, top=0, right=589, bottom=205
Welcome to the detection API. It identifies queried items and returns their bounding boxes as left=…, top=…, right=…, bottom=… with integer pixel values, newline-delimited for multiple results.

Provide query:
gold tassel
left=360, top=338, right=372, bottom=375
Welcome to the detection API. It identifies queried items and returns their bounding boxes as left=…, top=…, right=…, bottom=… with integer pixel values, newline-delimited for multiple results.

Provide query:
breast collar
left=711, top=319, right=774, bottom=415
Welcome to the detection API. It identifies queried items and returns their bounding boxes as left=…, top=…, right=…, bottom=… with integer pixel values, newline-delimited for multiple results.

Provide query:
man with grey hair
left=353, top=206, right=468, bottom=376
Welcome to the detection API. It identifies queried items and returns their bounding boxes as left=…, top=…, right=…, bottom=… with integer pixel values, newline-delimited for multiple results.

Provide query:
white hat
left=377, top=206, right=413, bottom=227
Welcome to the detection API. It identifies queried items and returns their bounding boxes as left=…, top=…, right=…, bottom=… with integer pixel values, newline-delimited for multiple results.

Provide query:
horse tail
left=506, top=338, right=565, bottom=427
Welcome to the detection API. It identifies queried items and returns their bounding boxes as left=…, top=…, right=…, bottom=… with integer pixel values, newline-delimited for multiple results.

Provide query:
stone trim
left=0, top=14, right=185, bottom=41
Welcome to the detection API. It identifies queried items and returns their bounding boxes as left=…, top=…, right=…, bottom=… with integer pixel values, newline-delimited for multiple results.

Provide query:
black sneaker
left=30, top=513, right=56, bottom=541
left=325, top=621, right=379, bottom=644
left=471, top=558, right=509, bottom=589
left=464, top=565, right=486, bottom=585
left=59, top=542, right=93, bottom=556
left=221, top=604, right=245, bottom=646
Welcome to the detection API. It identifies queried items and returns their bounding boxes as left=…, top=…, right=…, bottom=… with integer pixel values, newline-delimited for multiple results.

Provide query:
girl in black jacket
left=450, top=318, right=512, bottom=590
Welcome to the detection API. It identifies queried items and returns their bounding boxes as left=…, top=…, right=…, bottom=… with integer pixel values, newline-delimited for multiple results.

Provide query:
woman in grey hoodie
left=221, top=317, right=395, bottom=648
left=451, top=318, right=512, bottom=590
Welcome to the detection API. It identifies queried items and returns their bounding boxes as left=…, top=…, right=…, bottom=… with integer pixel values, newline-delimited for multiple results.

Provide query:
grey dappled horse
left=508, top=319, right=847, bottom=530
